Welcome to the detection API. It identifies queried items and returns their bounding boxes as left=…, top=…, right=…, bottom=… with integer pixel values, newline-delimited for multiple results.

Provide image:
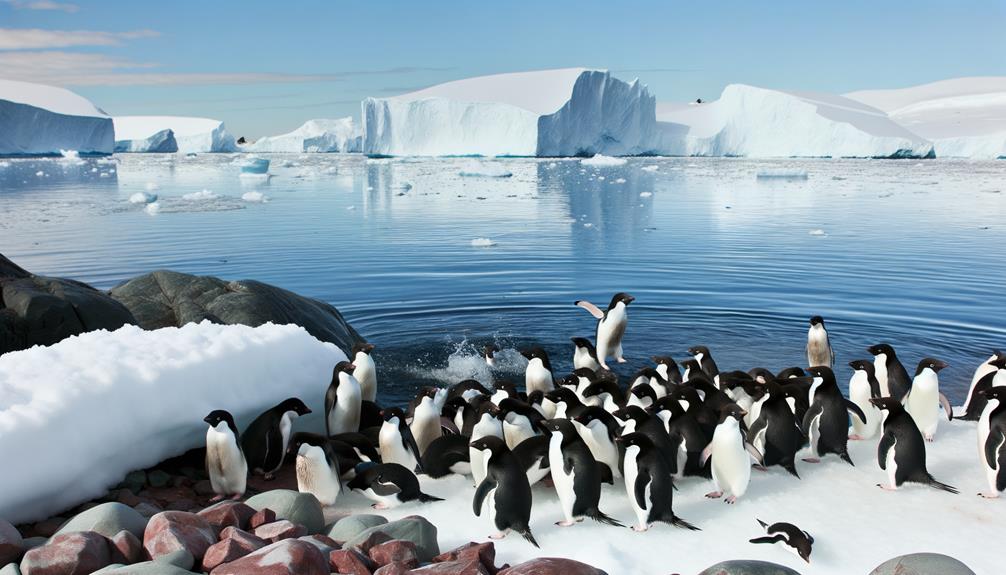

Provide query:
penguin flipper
left=985, top=426, right=1005, bottom=469
left=472, top=478, right=496, bottom=516
left=700, top=442, right=713, bottom=467
left=402, top=428, right=425, bottom=473
left=633, top=469, right=652, bottom=511
left=844, top=399, right=868, bottom=425
left=749, top=535, right=785, bottom=545
left=745, top=442, right=764, bottom=466
left=574, top=300, right=605, bottom=319
left=756, top=518, right=768, bottom=530
left=801, top=402, right=824, bottom=437
left=746, top=416, right=767, bottom=446
left=877, top=432, right=894, bottom=470
left=938, top=393, right=954, bottom=422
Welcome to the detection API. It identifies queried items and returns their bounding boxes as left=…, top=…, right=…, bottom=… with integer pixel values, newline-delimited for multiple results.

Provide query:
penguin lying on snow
left=242, top=397, right=312, bottom=480
left=574, top=292, right=634, bottom=370
left=347, top=463, right=443, bottom=509
left=871, top=397, right=957, bottom=494
left=204, top=410, right=247, bottom=501
left=471, top=435, right=539, bottom=547
left=750, top=519, right=814, bottom=564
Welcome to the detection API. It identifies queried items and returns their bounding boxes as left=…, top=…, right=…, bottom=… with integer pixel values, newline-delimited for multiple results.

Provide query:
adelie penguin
left=483, top=344, right=499, bottom=368
left=747, top=381, right=806, bottom=478
left=848, top=360, right=883, bottom=440
left=802, top=366, right=866, bottom=466
left=351, top=343, right=378, bottom=403
left=498, top=398, right=544, bottom=449
left=347, top=463, right=443, bottom=509
left=326, top=361, right=362, bottom=436
left=469, top=401, right=504, bottom=487
left=868, top=343, right=912, bottom=402
left=521, top=347, right=555, bottom=394
left=409, top=387, right=442, bottom=455
left=702, top=404, right=763, bottom=504
left=904, top=358, right=953, bottom=441
left=571, top=337, right=601, bottom=371
left=574, top=292, right=634, bottom=370
left=573, top=407, right=622, bottom=480
left=617, top=432, right=699, bottom=532
left=242, top=398, right=311, bottom=480
left=470, top=435, right=540, bottom=547
left=960, top=352, right=1006, bottom=421
left=652, top=394, right=710, bottom=479
left=871, top=397, right=958, bottom=494
left=379, top=407, right=424, bottom=472
left=806, top=315, right=834, bottom=368
left=749, top=519, right=814, bottom=564
left=421, top=434, right=472, bottom=478
left=543, top=419, right=624, bottom=527
left=978, top=386, right=1006, bottom=498
left=688, top=346, right=720, bottom=379
left=203, top=410, right=248, bottom=501
left=293, top=437, right=342, bottom=506
left=651, top=355, right=682, bottom=385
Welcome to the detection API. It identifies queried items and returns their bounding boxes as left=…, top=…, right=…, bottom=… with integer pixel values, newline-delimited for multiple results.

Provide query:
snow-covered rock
left=114, top=128, right=178, bottom=153
left=0, top=79, right=114, bottom=156
left=112, top=116, right=237, bottom=154
left=846, top=77, right=1006, bottom=159
left=655, top=84, right=933, bottom=158
left=362, top=68, right=657, bottom=157
left=0, top=321, right=345, bottom=524
left=241, top=118, right=361, bottom=153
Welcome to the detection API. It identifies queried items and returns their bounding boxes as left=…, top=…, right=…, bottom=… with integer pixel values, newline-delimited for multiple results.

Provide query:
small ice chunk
left=144, top=182, right=159, bottom=191
left=580, top=154, right=627, bottom=167
left=346, top=205, right=356, bottom=211
left=470, top=237, right=497, bottom=247
left=809, top=229, right=827, bottom=236
left=583, top=223, right=594, bottom=228
left=615, top=178, right=626, bottom=183
left=129, top=192, right=157, bottom=204
left=757, top=169, right=808, bottom=179
left=35, top=171, right=44, bottom=177
left=641, top=165, right=659, bottom=172
left=144, top=202, right=161, bottom=215
left=598, top=176, right=605, bottom=181
left=241, top=191, right=268, bottom=203
left=393, top=181, right=413, bottom=191
left=458, top=162, right=513, bottom=178
left=639, top=191, right=653, bottom=198
left=182, top=189, right=217, bottom=201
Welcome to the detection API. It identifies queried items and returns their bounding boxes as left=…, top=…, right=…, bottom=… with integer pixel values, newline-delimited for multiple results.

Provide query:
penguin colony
left=203, top=296, right=1005, bottom=564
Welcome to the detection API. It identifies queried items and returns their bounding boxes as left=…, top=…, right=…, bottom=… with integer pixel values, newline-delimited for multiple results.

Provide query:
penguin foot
left=631, top=524, right=650, bottom=532
left=616, top=357, right=627, bottom=364
left=849, top=434, right=864, bottom=441
left=724, top=496, right=738, bottom=504
left=752, top=465, right=768, bottom=472
left=555, top=520, right=576, bottom=527
left=704, top=491, right=723, bottom=499
left=876, top=483, right=898, bottom=491
left=924, top=435, right=934, bottom=442
left=488, top=531, right=508, bottom=540
left=801, top=457, right=821, bottom=464
left=209, top=495, right=225, bottom=503
left=371, top=502, right=390, bottom=510
left=229, top=493, right=243, bottom=501
left=979, top=491, right=1001, bottom=499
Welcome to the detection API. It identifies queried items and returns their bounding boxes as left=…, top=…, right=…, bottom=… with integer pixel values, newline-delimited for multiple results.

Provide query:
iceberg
left=112, top=116, right=238, bottom=153
left=846, top=77, right=1006, bottom=159
left=0, top=79, right=114, bottom=156
left=242, top=118, right=362, bottom=153
left=655, top=84, right=933, bottom=158
left=114, top=128, right=177, bottom=153
left=362, top=68, right=657, bottom=157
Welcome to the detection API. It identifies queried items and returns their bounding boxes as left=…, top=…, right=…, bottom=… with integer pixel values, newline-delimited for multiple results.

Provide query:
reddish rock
left=433, top=542, right=496, bottom=573
left=373, top=562, right=411, bottom=575
left=199, top=501, right=257, bottom=531
left=498, top=558, right=607, bottom=575
left=369, top=539, right=418, bottom=569
left=142, top=511, right=217, bottom=562
left=218, top=526, right=268, bottom=548
left=248, top=508, right=276, bottom=529
left=0, top=518, right=24, bottom=566
left=116, top=489, right=143, bottom=507
left=108, top=530, right=142, bottom=564
left=301, top=533, right=340, bottom=551
left=413, top=558, right=490, bottom=575
left=20, top=531, right=111, bottom=575
left=351, top=530, right=393, bottom=556
left=253, top=520, right=307, bottom=543
left=31, top=517, right=65, bottom=538
left=330, top=548, right=376, bottom=575
left=209, top=539, right=328, bottom=575
left=202, top=527, right=267, bottom=570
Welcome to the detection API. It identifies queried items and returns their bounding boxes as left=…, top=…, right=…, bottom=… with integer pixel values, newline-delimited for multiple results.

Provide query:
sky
left=2, top=0, right=1004, bottom=138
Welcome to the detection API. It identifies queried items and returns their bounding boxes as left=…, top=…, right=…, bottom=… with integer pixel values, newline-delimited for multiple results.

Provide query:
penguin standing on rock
left=617, top=432, right=699, bottom=532
left=848, top=360, right=883, bottom=440
left=204, top=410, right=247, bottom=501
left=470, top=436, right=540, bottom=547
left=904, top=358, right=953, bottom=441
left=242, top=398, right=311, bottom=480
left=571, top=337, right=602, bottom=371
left=574, top=292, right=634, bottom=370
left=802, top=366, right=866, bottom=466
left=521, top=347, right=555, bottom=395
left=868, top=343, right=912, bottom=401
left=543, top=419, right=624, bottom=527
left=806, top=316, right=834, bottom=368
left=326, top=361, right=362, bottom=436
left=871, top=397, right=958, bottom=493
left=978, top=387, right=1006, bottom=498
left=351, top=343, right=378, bottom=402
left=379, top=407, right=424, bottom=472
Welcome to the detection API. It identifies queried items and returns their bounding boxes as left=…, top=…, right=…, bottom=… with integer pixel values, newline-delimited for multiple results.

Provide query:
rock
left=193, top=481, right=215, bottom=496
left=297, top=534, right=339, bottom=555
left=133, top=503, right=162, bottom=519
left=115, top=489, right=142, bottom=508
left=373, top=563, right=410, bottom=575
left=30, top=518, right=64, bottom=538
left=97, top=560, right=195, bottom=575
left=326, top=515, right=388, bottom=544
left=351, top=532, right=392, bottom=556
left=121, top=471, right=147, bottom=493
left=413, top=559, right=490, bottom=575
left=209, top=539, right=328, bottom=575
left=0, top=562, right=20, bottom=575
left=164, top=499, right=198, bottom=513
left=201, top=534, right=265, bottom=573
left=198, top=501, right=256, bottom=531
left=245, top=491, right=324, bottom=535
left=869, top=553, right=975, bottom=575
left=498, top=558, right=608, bottom=575
left=109, top=270, right=364, bottom=353
left=696, top=560, right=802, bottom=575
left=433, top=542, right=496, bottom=574
left=152, top=549, right=194, bottom=570
left=368, top=540, right=418, bottom=569
left=0, top=519, right=24, bottom=566
left=20, top=539, right=46, bottom=553
left=146, top=470, right=172, bottom=488
left=54, top=502, right=148, bottom=539
left=142, top=511, right=216, bottom=563
left=343, top=516, right=438, bottom=563
left=253, top=520, right=307, bottom=543
left=248, top=509, right=276, bottom=530
left=20, top=531, right=111, bottom=575
left=108, top=530, right=142, bottom=564
left=329, top=548, right=375, bottom=575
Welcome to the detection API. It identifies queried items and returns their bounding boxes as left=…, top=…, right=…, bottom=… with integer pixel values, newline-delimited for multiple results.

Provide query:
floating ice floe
left=639, top=191, right=653, bottom=198
left=470, top=237, right=497, bottom=247
left=144, top=201, right=161, bottom=215
left=641, top=165, right=659, bottom=172
left=809, top=229, right=827, bottom=236
left=458, top=162, right=514, bottom=178
left=581, top=154, right=628, bottom=167
left=129, top=192, right=158, bottom=204
left=241, top=191, right=269, bottom=203
left=182, top=189, right=217, bottom=201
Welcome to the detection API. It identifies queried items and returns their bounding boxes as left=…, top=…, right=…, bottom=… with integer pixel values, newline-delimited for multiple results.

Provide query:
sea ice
left=580, top=154, right=628, bottom=167
left=182, top=189, right=218, bottom=201
left=241, top=191, right=269, bottom=203
left=470, top=237, right=497, bottom=247
left=458, top=162, right=514, bottom=178
left=144, top=201, right=161, bottom=215
left=242, top=118, right=361, bottom=153
left=756, top=169, right=809, bottom=179
left=129, top=192, right=157, bottom=204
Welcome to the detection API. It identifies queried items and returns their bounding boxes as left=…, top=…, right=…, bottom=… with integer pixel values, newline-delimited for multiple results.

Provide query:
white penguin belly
left=978, top=400, right=1001, bottom=492
left=874, top=354, right=890, bottom=397
left=361, top=487, right=401, bottom=508
left=622, top=446, right=648, bottom=529
left=576, top=421, right=619, bottom=476
left=525, top=360, right=554, bottom=394
left=503, top=416, right=535, bottom=449
left=296, top=453, right=340, bottom=506
left=905, top=371, right=940, bottom=439
left=206, top=425, right=247, bottom=495
left=410, top=400, right=441, bottom=454
left=886, top=438, right=899, bottom=488
left=596, top=305, right=627, bottom=365
left=849, top=373, right=881, bottom=438
left=573, top=347, right=600, bottom=371
left=549, top=433, right=577, bottom=522
left=355, top=354, right=377, bottom=402
left=330, top=382, right=362, bottom=434
left=380, top=424, right=417, bottom=470
left=711, top=425, right=751, bottom=497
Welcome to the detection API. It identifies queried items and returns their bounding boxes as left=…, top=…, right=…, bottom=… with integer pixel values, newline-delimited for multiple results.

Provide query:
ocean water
left=1, top=154, right=1003, bottom=405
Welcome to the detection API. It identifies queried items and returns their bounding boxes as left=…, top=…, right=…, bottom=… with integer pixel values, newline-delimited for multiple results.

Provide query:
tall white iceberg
left=0, top=79, right=114, bottom=156
left=846, top=77, right=1006, bottom=159
left=655, top=84, right=933, bottom=158
left=114, top=128, right=177, bottom=153
left=362, top=68, right=657, bottom=157
left=112, top=116, right=237, bottom=153
left=242, top=118, right=361, bottom=153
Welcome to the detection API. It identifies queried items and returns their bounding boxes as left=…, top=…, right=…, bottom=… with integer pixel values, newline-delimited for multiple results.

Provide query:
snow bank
left=0, top=322, right=344, bottom=524
left=846, top=77, right=1006, bottom=159
left=362, top=68, right=657, bottom=157
left=0, top=79, right=114, bottom=156
left=655, top=85, right=933, bottom=158
left=113, top=116, right=237, bottom=153
left=114, top=128, right=177, bottom=153
left=242, top=118, right=362, bottom=153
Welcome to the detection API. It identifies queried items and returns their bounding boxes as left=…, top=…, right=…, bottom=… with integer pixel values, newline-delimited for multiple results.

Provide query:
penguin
left=960, top=353, right=1006, bottom=421
left=651, top=395, right=710, bottom=478
left=702, top=404, right=763, bottom=503
left=867, top=343, right=912, bottom=401
left=421, top=433, right=472, bottom=478
left=978, top=387, right=1006, bottom=498
left=617, top=432, right=699, bottom=532
left=484, top=344, right=499, bottom=368
left=447, top=379, right=492, bottom=403
left=627, top=384, right=658, bottom=409
left=746, top=381, right=806, bottom=478
left=378, top=407, right=423, bottom=472
left=871, top=397, right=957, bottom=493
left=326, top=361, right=362, bottom=436
left=571, top=337, right=602, bottom=371
left=470, top=435, right=539, bottom=547
left=802, top=366, right=866, bottom=466
left=542, top=419, right=624, bottom=527
left=631, top=367, right=671, bottom=398
left=521, top=347, right=555, bottom=395
left=360, top=400, right=384, bottom=430
left=652, top=355, right=682, bottom=385
left=498, top=398, right=544, bottom=449
left=777, top=367, right=808, bottom=379
left=351, top=343, right=378, bottom=403
left=441, top=396, right=470, bottom=434
left=410, top=387, right=443, bottom=455
left=490, top=380, right=521, bottom=405
left=242, top=398, right=312, bottom=480
left=325, top=432, right=379, bottom=477
left=749, top=519, right=813, bottom=564
left=545, top=387, right=587, bottom=419
left=688, top=346, right=720, bottom=379
left=580, top=378, right=624, bottom=414
left=847, top=360, right=883, bottom=440
left=511, top=434, right=552, bottom=486
left=675, top=384, right=719, bottom=440
left=203, top=410, right=247, bottom=501
left=719, top=370, right=756, bottom=410
left=904, top=358, right=953, bottom=441
left=294, top=440, right=342, bottom=506
left=469, top=401, right=504, bottom=487
left=612, top=405, right=678, bottom=474
left=572, top=407, right=622, bottom=480
left=347, top=463, right=443, bottom=508
left=574, top=292, right=634, bottom=370
left=806, top=316, right=834, bottom=368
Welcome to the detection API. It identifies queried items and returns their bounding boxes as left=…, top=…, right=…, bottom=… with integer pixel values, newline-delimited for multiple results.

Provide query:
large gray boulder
left=697, top=560, right=802, bottom=575
left=869, top=553, right=975, bottom=575
left=245, top=491, right=325, bottom=535
left=343, top=515, right=439, bottom=562
left=326, top=514, right=388, bottom=543
left=109, top=270, right=363, bottom=352
left=53, top=502, right=148, bottom=539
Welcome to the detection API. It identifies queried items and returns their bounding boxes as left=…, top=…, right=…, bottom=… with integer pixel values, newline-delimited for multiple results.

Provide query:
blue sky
left=2, top=0, right=1003, bottom=138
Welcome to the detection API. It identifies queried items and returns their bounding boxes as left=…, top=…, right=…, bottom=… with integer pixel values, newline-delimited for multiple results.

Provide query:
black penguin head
left=718, top=403, right=747, bottom=423
left=381, top=407, right=406, bottom=424
left=483, top=344, right=499, bottom=359
left=573, top=367, right=598, bottom=381
left=570, top=337, right=597, bottom=355
left=469, top=434, right=508, bottom=455
left=203, top=409, right=236, bottom=430
left=870, top=397, right=903, bottom=412
left=520, top=347, right=552, bottom=370
left=542, top=418, right=577, bottom=438
left=979, top=387, right=1006, bottom=401
left=867, top=343, right=896, bottom=357
left=805, top=366, right=836, bottom=383
left=351, top=343, right=375, bottom=356
left=277, top=397, right=312, bottom=416
left=680, top=358, right=701, bottom=375
left=615, top=431, right=654, bottom=449
left=809, top=315, right=825, bottom=327
left=776, top=366, right=807, bottom=379
left=748, top=367, right=774, bottom=383
left=848, top=359, right=875, bottom=374
left=688, top=345, right=711, bottom=357
left=581, top=380, right=614, bottom=399
left=915, top=358, right=948, bottom=375
left=718, top=370, right=753, bottom=390
left=630, top=384, right=657, bottom=402
left=612, top=405, right=648, bottom=425
left=990, top=353, right=1006, bottom=370
left=545, top=387, right=579, bottom=405
left=651, top=355, right=679, bottom=369
left=441, top=396, right=467, bottom=417
left=609, top=292, right=635, bottom=309
left=416, top=386, right=439, bottom=401
left=527, top=390, right=544, bottom=405
left=475, top=400, right=501, bottom=419
left=333, top=361, right=356, bottom=376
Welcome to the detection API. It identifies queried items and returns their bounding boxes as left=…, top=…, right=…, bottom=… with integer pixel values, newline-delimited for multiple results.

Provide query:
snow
left=846, top=77, right=1006, bottom=159
left=458, top=162, right=514, bottom=178
left=0, top=322, right=345, bottom=524
left=112, top=116, right=237, bottom=154
left=129, top=192, right=157, bottom=204
left=655, top=85, right=933, bottom=158
left=241, top=118, right=362, bottom=153
left=182, top=189, right=217, bottom=201
left=580, top=154, right=627, bottom=167
left=0, top=79, right=114, bottom=156
left=641, top=165, right=659, bottom=172
left=470, top=237, right=497, bottom=247
left=362, top=69, right=657, bottom=157
left=241, top=191, right=269, bottom=203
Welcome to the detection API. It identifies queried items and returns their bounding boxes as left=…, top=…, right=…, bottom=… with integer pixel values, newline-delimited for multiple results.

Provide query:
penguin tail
left=924, top=475, right=959, bottom=494
left=517, top=526, right=540, bottom=548
left=418, top=492, right=444, bottom=503
left=586, top=509, right=624, bottom=527
left=839, top=451, right=855, bottom=467
left=782, top=462, right=800, bottom=479
left=660, top=514, right=700, bottom=531
left=756, top=518, right=768, bottom=529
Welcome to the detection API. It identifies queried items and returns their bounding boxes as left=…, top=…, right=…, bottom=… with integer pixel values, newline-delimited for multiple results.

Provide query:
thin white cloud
left=0, top=28, right=159, bottom=50
left=4, top=0, right=80, bottom=12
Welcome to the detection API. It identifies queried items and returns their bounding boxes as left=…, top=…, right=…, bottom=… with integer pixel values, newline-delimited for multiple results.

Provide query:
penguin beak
left=625, top=295, right=635, bottom=303
left=519, top=349, right=532, bottom=360
left=933, top=360, right=948, bottom=371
